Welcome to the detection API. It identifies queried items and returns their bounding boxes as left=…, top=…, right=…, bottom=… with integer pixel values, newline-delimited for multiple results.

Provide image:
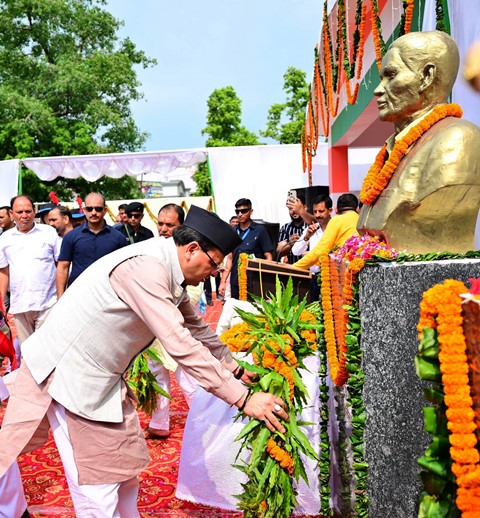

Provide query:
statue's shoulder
left=426, top=116, right=480, bottom=146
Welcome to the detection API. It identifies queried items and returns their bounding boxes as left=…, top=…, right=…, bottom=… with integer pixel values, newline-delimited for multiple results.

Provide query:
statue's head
left=374, top=31, right=459, bottom=129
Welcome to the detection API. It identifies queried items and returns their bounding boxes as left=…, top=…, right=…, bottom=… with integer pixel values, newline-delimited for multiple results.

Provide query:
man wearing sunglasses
left=56, top=192, right=126, bottom=298
left=117, top=201, right=154, bottom=245
left=0, top=206, right=288, bottom=517
left=221, top=198, right=273, bottom=300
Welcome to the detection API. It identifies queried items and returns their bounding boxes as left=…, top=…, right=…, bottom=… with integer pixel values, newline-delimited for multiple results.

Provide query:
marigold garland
left=219, top=322, right=253, bottom=352
left=418, top=279, right=480, bottom=516
left=370, top=0, right=386, bottom=70
left=403, top=0, right=415, bottom=34
left=267, top=437, right=294, bottom=474
left=360, top=103, right=463, bottom=205
left=238, top=252, right=249, bottom=301
left=320, top=253, right=364, bottom=386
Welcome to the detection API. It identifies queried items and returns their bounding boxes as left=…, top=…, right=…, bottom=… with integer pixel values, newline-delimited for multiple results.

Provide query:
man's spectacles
left=127, top=213, right=143, bottom=218
left=200, top=245, right=222, bottom=272
left=235, top=208, right=250, bottom=215
left=85, top=206, right=105, bottom=213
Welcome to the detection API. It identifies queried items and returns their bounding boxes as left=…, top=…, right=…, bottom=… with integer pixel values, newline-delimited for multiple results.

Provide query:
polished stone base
left=359, top=259, right=480, bottom=517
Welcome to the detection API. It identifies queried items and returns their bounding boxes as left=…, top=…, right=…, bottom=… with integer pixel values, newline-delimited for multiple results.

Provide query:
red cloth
left=0, top=303, right=16, bottom=370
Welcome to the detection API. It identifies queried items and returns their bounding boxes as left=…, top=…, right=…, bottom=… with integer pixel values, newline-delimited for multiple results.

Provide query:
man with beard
left=276, top=194, right=308, bottom=264
left=292, top=195, right=333, bottom=301
left=47, top=206, right=74, bottom=238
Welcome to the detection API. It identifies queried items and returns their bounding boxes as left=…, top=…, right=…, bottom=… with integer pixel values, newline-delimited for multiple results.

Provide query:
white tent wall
left=0, top=160, right=20, bottom=206
left=208, top=144, right=380, bottom=226
left=208, top=144, right=309, bottom=225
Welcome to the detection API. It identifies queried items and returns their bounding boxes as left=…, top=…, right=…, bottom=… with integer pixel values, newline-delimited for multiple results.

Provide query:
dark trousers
left=204, top=275, right=221, bottom=303
left=309, top=274, right=320, bottom=303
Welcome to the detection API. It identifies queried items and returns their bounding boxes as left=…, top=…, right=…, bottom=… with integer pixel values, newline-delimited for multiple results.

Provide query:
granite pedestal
left=359, top=259, right=480, bottom=517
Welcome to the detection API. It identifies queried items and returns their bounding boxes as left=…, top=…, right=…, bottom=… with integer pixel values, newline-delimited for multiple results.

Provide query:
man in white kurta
left=0, top=195, right=61, bottom=345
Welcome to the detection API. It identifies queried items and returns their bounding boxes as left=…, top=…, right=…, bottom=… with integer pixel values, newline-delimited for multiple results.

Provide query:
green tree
left=192, top=86, right=260, bottom=196
left=0, top=0, right=155, bottom=200
left=261, top=67, right=309, bottom=144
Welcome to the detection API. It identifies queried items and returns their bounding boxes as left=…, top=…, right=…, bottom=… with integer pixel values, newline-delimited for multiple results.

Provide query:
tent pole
left=18, top=164, right=22, bottom=195
left=206, top=154, right=216, bottom=212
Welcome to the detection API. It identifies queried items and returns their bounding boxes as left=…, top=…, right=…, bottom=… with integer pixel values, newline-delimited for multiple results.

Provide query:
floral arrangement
left=302, top=0, right=419, bottom=173
left=360, top=103, right=463, bottom=205
left=126, top=348, right=170, bottom=415
left=416, top=278, right=480, bottom=517
left=238, top=252, right=250, bottom=301
left=316, top=235, right=398, bottom=515
left=317, top=252, right=367, bottom=516
left=231, top=277, right=320, bottom=517
left=332, top=234, right=399, bottom=263
left=220, top=322, right=254, bottom=353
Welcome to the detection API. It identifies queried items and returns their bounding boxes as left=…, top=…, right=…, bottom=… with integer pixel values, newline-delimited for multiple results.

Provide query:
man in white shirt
left=0, top=195, right=61, bottom=345
left=291, top=195, right=332, bottom=302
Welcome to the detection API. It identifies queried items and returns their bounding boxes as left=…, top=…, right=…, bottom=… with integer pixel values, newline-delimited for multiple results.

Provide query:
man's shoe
left=207, top=300, right=214, bottom=306
left=217, top=295, right=224, bottom=301
left=146, top=427, right=170, bottom=439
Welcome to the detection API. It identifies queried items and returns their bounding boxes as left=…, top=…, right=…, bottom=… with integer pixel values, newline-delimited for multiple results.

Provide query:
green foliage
left=261, top=67, right=309, bottom=144
left=126, top=348, right=171, bottom=416
left=416, top=328, right=456, bottom=517
left=191, top=161, right=212, bottom=197
left=0, top=0, right=155, bottom=199
left=201, top=86, right=260, bottom=148
left=232, top=277, right=320, bottom=517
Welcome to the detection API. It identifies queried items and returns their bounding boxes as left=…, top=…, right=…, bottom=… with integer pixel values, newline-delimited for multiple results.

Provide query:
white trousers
left=148, top=362, right=196, bottom=430
left=0, top=461, right=28, bottom=518
left=0, top=376, right=28, bottom=518
left=15, top=307, right=53, bottom=345
left=47, top=402, right=140, bottom=518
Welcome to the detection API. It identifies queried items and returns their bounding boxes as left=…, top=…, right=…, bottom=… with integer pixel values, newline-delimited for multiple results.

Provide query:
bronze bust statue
left=357, top=31, right=480, bottom=254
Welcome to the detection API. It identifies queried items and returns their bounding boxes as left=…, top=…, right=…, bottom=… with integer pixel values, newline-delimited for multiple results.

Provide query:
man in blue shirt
left=227, top=198, right=274, bottom=300
left=56, top=192, right=126, bottom=298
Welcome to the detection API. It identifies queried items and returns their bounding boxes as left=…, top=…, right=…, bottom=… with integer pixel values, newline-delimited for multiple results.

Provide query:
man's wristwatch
left=234, top=366, right=245, bottom=379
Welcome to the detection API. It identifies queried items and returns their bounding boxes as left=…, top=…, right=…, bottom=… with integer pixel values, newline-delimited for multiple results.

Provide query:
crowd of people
left=0, top=189, right=359, bottom=517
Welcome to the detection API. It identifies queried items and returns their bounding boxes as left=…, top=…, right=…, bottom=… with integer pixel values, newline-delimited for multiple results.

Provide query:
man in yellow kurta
left=293, top=193, right=359, bottom=270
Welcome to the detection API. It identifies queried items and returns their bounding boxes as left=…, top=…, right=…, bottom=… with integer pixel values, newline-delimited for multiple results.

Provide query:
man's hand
left=286, top=199, right=316, bottom=225
left=304, top=222, right=320, bottom=241
left=289, top=234, right=300, bottom=245
left=237, top=391, right=288, bottom=433
left=240, top=369, right=258, bottom=384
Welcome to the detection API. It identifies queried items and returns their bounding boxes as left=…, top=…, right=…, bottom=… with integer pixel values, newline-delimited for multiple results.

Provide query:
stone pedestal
left=359, top=259, right=480, bottom=517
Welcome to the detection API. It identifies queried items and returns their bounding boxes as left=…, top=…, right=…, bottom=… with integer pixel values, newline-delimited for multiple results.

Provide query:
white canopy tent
left=0, top=144, right=380, bottom=227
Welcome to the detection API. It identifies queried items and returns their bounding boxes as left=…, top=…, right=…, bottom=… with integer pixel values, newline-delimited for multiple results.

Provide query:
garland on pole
left=302, top=0, right=420, bottom=174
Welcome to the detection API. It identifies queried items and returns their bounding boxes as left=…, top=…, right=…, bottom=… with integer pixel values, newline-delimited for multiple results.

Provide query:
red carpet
left=1, top=298, right=244, bottom=517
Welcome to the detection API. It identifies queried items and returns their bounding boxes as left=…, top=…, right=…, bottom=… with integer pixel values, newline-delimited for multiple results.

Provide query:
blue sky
left=106, top=1, right=321, bottom=152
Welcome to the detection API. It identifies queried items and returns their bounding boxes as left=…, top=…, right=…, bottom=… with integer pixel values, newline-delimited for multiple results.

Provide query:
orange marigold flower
left=448, top=422, right=477, bottom=435
left=450, top=447, right=480, bottom=464
left=449, top=434, right=478, bottom=449
left=446, top=408, right=476, bottom=423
